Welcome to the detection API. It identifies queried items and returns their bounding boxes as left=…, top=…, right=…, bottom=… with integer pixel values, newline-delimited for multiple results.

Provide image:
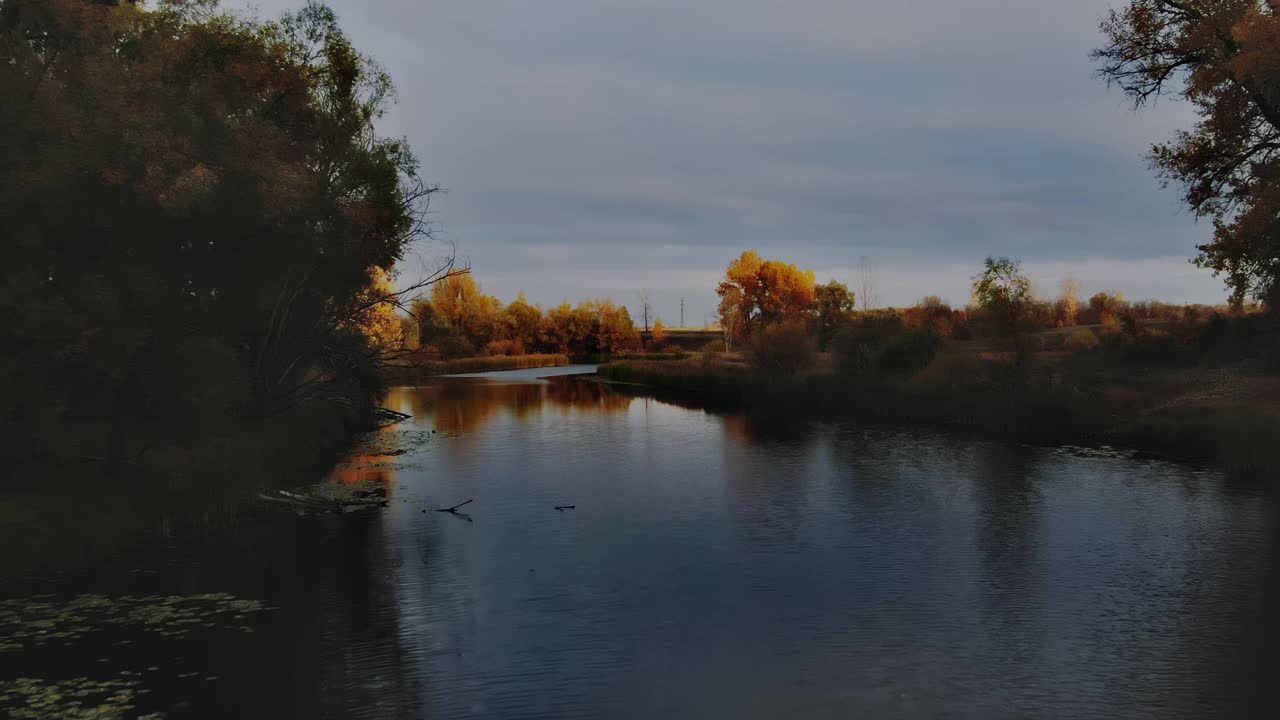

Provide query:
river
left=2, top=366, right=1277, bottom=718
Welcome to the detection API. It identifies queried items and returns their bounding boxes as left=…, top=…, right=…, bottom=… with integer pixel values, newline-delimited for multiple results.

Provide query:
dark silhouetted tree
left=1095, top=0, right=1280, bottom=306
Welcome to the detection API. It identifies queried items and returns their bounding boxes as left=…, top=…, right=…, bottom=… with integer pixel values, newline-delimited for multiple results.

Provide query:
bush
left=1100, top=313, right=1124, bottom=336
left=484, top=339, right=523, bottom=356
left=436, top=335, right=476, bottom=360
left=875, top=329, right=943, bottom=375
left=1064, top=328, right=1100, bottom=352
left=750, top=321, right=817, bottom=380
left=831, top=311, right=905, bottom=374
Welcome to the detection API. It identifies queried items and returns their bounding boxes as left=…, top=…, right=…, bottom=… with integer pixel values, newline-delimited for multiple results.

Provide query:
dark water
left=2, top=366, right=1278, bottom=718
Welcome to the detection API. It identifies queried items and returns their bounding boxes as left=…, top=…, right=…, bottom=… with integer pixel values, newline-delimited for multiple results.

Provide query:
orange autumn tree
left=715, top=251, right=817, bottom=342
left=651, top=319, right=667, bottom=347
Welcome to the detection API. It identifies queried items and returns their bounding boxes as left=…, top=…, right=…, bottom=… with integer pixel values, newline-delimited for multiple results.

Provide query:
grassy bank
left=385, top=353, right=570, bottom=382
left=599, top=355, right=1280, bottom=476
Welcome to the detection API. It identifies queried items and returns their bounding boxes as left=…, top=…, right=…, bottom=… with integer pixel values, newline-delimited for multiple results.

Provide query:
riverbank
left=599, top=355, right=1280, bottom=476
left=385, top=353, right=570, bottom=382
left=2, top=395, right=376, bottom=580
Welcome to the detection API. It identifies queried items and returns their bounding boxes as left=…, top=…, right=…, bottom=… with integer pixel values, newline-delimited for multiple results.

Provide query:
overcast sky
left=243, top=0, right=1226, bottom=324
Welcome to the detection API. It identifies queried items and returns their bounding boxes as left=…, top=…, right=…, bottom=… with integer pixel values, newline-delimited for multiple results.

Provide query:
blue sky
left=243, top=0, right=1227, bottom=324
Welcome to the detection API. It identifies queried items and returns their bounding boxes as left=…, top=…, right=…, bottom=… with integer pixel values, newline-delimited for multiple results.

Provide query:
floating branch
left=554, top=505, right=576, bottom=511
left=258, top=490, right=387, bottom=513
left=437, top=498, right=474, bottom=513
left=373, top=407, right=413, bottom=427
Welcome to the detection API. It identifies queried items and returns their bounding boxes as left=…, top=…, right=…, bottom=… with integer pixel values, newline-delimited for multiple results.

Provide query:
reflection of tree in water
left=327, top=457, right=396, bottom=486
left=969, top=443, right=1046, bottom=698
left=0, top=488, right=427, bottom=718
left=721, top=410, right=813, bottom=446
left=1158, top=486, right=1280, bottom=716
left=970, top=444, right=1042, bottom=621
left=720, top=416, right=821, bottom=551
left=387, top=378, right=632, bottom=434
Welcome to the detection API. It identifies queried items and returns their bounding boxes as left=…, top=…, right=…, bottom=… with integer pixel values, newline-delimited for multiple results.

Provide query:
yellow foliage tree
left=651, top=319, right=667, bottom=347
left=716, top=250, right=816, bottom=340
left=354, top=267, right=403, bottom=348
left=1060, top=277, right=1082, bottom=327
left=430, top=272, right=501, bottom=346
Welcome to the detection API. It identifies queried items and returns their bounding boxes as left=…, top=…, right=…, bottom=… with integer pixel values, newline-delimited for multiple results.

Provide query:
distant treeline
left=0, top=1, right=435, bottom=468
left=709, top=250, right=1254, bottom=373
left=397, top=274, right=644, bottom=360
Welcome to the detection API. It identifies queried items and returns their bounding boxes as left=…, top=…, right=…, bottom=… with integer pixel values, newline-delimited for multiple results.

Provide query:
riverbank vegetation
left=602, top=250, right=1280, bottom=474
left=0, top=1, right=453, bottom=473
left=394, top=273, right=644, bottom=361
left=385, top=353, right=570, bottom=382
left=605, top=0, right=1280, bottom=474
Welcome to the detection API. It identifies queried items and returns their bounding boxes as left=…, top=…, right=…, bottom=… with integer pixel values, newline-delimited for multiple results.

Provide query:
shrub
left=484, top=339, right=523, bottom=356
left=436, top=335, right=476, bottom=360
left=875, top=329, right=943, bottom=375
left=750, top=321, right=817, bottom=380
left=1064, top=329, right=1100, bottom=352
left=1100, top=313, right=1124, bottom=336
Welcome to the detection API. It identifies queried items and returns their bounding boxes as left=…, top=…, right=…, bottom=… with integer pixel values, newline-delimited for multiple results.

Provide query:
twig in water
left=437, top=498, right=474, bottom=513
left=554, top=505, right=576, bottom=511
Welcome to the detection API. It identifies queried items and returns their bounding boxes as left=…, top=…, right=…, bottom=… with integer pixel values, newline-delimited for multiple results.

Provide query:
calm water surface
left=2, top=366, right=1277, bottom=718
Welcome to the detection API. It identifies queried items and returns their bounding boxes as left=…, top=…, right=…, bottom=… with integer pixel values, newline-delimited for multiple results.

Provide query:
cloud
left=239, top=0, right=1225, bottom=309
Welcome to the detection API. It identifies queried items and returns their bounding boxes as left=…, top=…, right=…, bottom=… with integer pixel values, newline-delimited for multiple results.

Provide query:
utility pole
left=680, top=297, right=684, bottom=328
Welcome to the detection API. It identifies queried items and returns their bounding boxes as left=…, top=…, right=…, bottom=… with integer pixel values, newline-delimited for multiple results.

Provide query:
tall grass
left=386, top=353, right=569, bottom=381
left=600, top=356, right=1280, bottom=476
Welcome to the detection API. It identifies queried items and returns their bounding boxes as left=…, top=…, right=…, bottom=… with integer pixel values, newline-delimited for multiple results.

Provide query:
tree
left=501, top=294, right=543, bottom=351
left=0, top=0, right=460, bottom=464
left=352, top=268, right=404, bottom=349
left=592, top=300, right=641, bottom=355
left=638, top=289, right=653, bottom=332
left=1060, top=277, right=1083, bottom=327
left=715, top=251, right=817, bottom=341
left=1095, top=1, right=1280, bottom=305
left=716, top=286, right=742, bottom=352
left=973, top=257, right=1033, bottom=333
left=429, top=273, right=500, bottom=347
left=541, top=303, right=584, bottom=355
left=1087, top=292, right=1128, bottom=326
left=814, top=280, right=856, bottom=350
left=651, top=319, right=668, bottom=348
left=906, top=296, right=957, bottom=338
left=857, top=256, right=880, bottom=311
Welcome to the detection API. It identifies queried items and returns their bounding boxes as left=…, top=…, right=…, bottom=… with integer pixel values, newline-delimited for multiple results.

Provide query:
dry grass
left=386, top=353, right=569, bottom=380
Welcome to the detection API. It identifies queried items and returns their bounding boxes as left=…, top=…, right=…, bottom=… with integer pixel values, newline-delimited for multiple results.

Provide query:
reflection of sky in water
left=1, top=368, right=1275, bottom=718
left=374, top=373, right=1278, bottom=719
left=435, top=364, right=602, bottom=382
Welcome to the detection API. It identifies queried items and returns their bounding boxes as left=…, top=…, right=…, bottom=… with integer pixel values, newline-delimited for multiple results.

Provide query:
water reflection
left=2, top=370, right=1277, bottom=718
left=390, top=376, right=631, bottom=434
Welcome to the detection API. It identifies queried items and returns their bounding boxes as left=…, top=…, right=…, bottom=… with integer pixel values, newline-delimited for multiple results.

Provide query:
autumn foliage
left=1095, top=0, right=1280, bottom=306
left=405, top=274, right=641, bottom=359
left=717, top=251, right=817, bottom=343
left=0, top=1, right=437, bottom=463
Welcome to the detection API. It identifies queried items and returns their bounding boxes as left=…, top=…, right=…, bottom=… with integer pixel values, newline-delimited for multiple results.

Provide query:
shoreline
left=597, top=360, right=1280, bottom=477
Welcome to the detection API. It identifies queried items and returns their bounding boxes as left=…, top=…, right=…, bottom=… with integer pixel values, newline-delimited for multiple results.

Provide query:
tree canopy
left=0, top=0, right=445, bottom=463
left=972, top=257, right=1033, bottom=332
left=715, top=251, right=817, bottom=341
left=1095, top=0, right=1280, bottom=305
